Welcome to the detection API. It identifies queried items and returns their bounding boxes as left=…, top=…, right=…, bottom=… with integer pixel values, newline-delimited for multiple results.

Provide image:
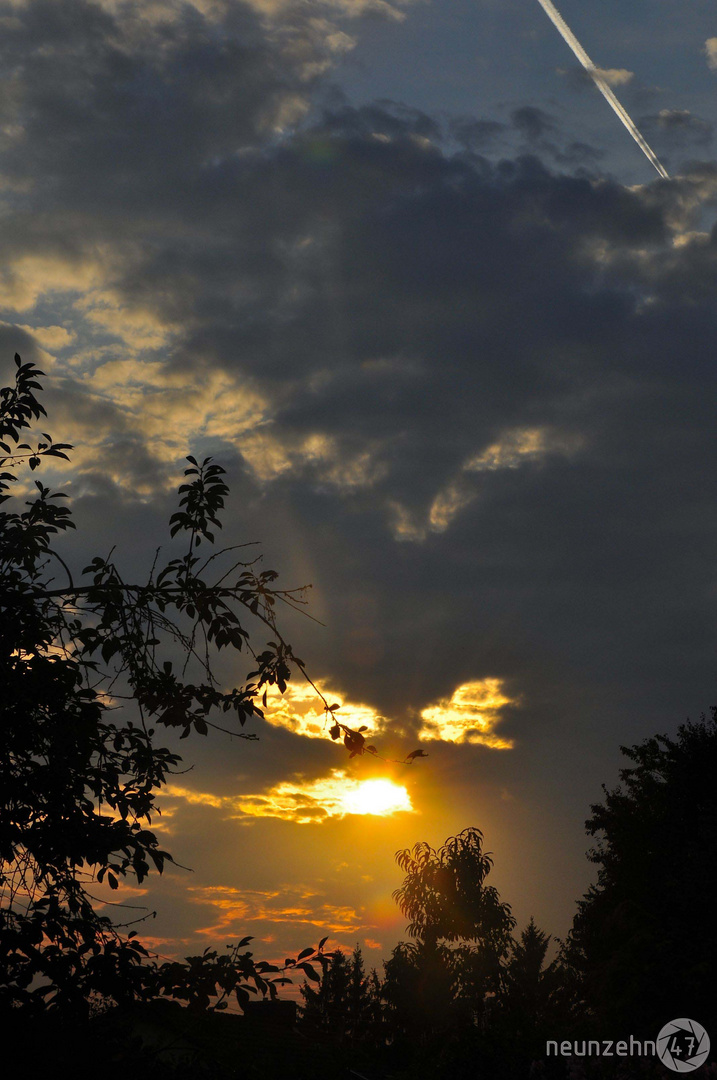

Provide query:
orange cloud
left=164, top=770, right=414, bottom=824
left=186, top=884, right=370, bottom=939
left=418, top=678, right=516, bottom=748
left=261, top=680, right=386, bottom=741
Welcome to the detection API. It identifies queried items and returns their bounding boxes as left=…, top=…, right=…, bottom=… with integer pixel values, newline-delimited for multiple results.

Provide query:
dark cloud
left=0, top=323, right=46, bottom=364
left=0, top=0, right=358, bottom=257
left=553, top=139, right=605, bottom=166
left=324, top=98, right=443, bottom=142
left=449, top=116, right=506, bottom=152
left=511, top=105, right=556, bottom=142
left=639, top=108, right=714, bottom=149
left=506, top=106, right=602, bottom=168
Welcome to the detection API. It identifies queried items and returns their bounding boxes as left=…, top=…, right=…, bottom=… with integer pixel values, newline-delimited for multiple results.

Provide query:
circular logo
left=656, top=1019, right=710, bottom=1073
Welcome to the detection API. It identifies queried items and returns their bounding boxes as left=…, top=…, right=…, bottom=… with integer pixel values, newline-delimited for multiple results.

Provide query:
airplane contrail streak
left=535, top=0, right=669, bottom=179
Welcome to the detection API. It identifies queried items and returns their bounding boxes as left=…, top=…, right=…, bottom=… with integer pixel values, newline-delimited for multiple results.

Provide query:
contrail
left=535, top=0, right=669, bottom=179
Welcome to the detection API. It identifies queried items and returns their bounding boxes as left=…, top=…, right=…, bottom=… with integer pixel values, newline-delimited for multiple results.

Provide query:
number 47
left=670, top=1036, right=695, bottom=1057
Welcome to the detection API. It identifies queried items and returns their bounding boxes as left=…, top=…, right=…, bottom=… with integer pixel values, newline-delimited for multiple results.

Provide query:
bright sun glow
left=165, top=770, right=414, bottom=825
left=341, top=779, right=412, bottom=816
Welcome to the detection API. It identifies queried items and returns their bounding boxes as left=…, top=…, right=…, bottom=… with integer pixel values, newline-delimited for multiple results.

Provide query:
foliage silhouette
left=296, top=798, right=716, bottom=1078
left=393, top=826, right=516, bottom=948
left=500, top=918, right=560, bottom=1032
left=0, top=353, right=345, bottom=1016
left=384, top=828, right=520, bottom=1072
left=565, top=710, right=717, bottom=1034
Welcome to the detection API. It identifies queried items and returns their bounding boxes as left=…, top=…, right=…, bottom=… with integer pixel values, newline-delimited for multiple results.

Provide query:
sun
left=342, top=779, right=412, bottom=816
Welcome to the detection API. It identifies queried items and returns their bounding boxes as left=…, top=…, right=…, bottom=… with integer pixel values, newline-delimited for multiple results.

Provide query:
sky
left=2, top=0, right=717, bottom=986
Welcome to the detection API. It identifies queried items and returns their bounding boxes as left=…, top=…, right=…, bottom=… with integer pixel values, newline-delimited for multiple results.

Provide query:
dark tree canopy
left=566, top=710, right=717, bottom=1033
left=299, top=945, right=377, bottom=1044
left=386, top=828, right=519, bottom=1065
left=497, top=918, right=566, bottom=1052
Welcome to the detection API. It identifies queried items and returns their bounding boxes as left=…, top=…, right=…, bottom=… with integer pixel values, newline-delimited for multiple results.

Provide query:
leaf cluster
left=150, top=937, right=333, bottom=1014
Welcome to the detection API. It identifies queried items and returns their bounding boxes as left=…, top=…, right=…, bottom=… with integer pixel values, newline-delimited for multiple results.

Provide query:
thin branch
left=45, top=549, right=75, bottom=589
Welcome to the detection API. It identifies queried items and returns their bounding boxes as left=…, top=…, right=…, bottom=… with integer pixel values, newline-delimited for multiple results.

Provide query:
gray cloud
left=511, top=105, right=556, bottom=142
left=639, top=109, right=714, bottom=151
left=449, top=116, right=506, bottom=152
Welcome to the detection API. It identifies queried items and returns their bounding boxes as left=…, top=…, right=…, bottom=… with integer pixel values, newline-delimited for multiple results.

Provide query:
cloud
left=391, top=427, right=583, bottom=539
left=511, top=105, right=556, bottom=142
left=0, top=253, right=104, bottom=313
left=560, top=65, right=633, bottom=90
left=592, top=66, right=633, bottom=88
left=237, top=428, right=387, bottom=490
left=465, top=427, right=579, bottom=472
left=261, top=680, right=387, bottom=740
left=449, top=116, right=506, bottom=152
left=424, top=425, right=581, bottom=534
left=5, top=64, right=714, bottom=744
left=638, top=109, right=713, bottom=150
left=508, top=103, right=604, bottom=168
left=241, top=0, right=411, bottom=22
left=164, top=770, right=414, bottom=823
left=705, top=37, right=717, bottom=71
left=187, top=883, right=371, bottom=939
left=3, top=4, right=679, bottom=526
left=15, top=324, right=75, bottom=351
left=418, top=679, right=516, bottom=748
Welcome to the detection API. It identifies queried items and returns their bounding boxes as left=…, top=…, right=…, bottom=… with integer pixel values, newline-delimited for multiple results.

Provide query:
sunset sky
left=2, top=0, right=717, bottom=981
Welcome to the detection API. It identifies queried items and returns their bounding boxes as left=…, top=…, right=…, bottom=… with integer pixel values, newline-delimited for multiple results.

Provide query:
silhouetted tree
left=383, top=938, right=457, bottom=1042
left=300, top=947, right=354, bottom=1037
left=384, top=828, right=516, bottom=1071
left=565, top=710, right=717, bottom=1035
left=487, top=918, right=568, bottom=1075
left=502, top=919, right=556, bottom=1025
left=365, top=965, right=385, bottom=1044
left=347, top=944, right=371, bottom=1040
left=393, top=827, right=516, bottom=951
left=0, top=354, right=342, bottom=1018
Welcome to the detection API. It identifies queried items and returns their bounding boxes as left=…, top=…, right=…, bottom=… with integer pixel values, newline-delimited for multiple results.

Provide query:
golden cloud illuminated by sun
left=395, top=426, right=584, bottom=540
left=418, top=678, right=516, bottom=748
left=465, top=426, right=549, bottom=472
left=184, top=883, right=370, bottom=940
left=164, top=770, right=413, bottom=825
left=261, top=681, right=385, bottom=741
left=237, top=771, right=413, bottom=823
